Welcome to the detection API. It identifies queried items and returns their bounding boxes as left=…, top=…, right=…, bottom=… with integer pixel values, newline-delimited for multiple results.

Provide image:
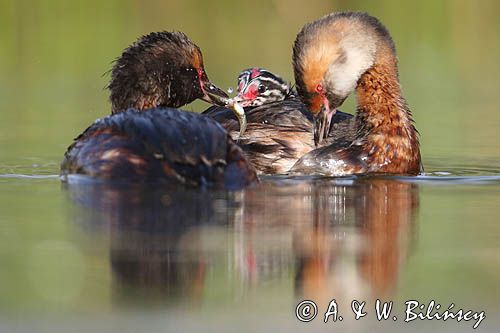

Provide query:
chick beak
left=313, top=96, right=335, bottom=146
left=232, top=94, right=253, bottom=108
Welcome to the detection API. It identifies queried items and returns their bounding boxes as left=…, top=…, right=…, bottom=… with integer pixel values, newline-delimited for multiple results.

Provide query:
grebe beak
left=312, top=91, right=348, bottom=146
left=200, top=81, right=229, bottom=106
left=232, top=95, right=253, bottom=108
left=313, top=97, right=335, bottom=146
left=199, top=78, right=247, bottom=138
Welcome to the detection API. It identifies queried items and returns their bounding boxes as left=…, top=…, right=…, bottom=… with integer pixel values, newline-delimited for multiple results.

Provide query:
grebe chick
left=235, top=67, right=295, bottom=107
left=61, top=31, right=257, bottom=187
left=203, top=68, right=355, bottom=174
left=203, top=67, right=294, bottom=127
left=291, top=12, right=422, bottom=175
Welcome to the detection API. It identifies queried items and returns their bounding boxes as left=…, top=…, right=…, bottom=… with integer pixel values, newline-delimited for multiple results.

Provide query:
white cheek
left=325, top=35, right=376, bottom=97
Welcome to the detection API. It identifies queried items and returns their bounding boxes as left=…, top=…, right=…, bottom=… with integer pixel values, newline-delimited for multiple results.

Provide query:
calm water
left=1, top=162, right=499, bottom=332
left=1, top=0, right=500, bottom=332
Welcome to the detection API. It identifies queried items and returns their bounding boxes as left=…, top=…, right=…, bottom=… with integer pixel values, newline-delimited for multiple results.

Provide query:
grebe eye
left=315, top=84, right=323, bottom=94
left=258, top=84, right=266, bottom=94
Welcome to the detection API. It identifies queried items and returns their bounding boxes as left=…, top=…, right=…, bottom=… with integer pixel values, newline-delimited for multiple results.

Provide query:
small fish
left=228, top=100, right=247, bottom=140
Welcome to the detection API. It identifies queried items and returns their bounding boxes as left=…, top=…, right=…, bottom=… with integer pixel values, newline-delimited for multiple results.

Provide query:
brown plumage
left=203, top=68, right=356, bottom=174
left=61, top=31, right=257, bottom=187
left=108, top=31, right=209, bottom=113
left=291, top=12, right=422, bottom=175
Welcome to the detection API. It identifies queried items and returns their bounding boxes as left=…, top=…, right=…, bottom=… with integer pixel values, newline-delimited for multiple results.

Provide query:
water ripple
left=0, top=174, right=60, bottom=180
left=1, top=159, right=500, bottom=185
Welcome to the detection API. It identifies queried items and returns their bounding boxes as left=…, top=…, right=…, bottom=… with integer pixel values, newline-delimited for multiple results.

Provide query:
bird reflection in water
left=292, top=179, right=419, bottom=309
left=64, top=177, right=419, bottom=307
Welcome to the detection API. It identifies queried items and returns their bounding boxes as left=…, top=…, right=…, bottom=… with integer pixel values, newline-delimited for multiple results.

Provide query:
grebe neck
left=353, top=62, right=421, bottom=174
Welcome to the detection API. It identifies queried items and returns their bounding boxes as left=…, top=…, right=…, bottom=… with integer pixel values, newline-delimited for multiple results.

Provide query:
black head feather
left=108, top=31, right=206, bottom=113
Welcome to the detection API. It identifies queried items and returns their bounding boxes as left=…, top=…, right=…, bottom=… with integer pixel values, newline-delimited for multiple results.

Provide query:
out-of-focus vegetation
left=1, top=0, right=500, bottom=163
left=0, top=2, right=499, bottom=331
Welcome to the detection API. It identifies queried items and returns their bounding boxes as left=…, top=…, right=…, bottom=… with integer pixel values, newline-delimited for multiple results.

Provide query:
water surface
left=1, top=1, right=500, bottom=332
left=1, top=160, right=499, bottom=332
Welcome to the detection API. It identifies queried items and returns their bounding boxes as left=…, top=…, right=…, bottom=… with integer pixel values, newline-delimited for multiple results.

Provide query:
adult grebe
left=291, top=12, right=422, bottom=175
left=61, top=31, right=256, bottom=187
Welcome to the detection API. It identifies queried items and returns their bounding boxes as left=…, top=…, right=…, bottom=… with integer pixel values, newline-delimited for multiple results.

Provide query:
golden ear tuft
left=300, top=33, right=341, bottom=95
left=190, top=48, right=203, bottom=69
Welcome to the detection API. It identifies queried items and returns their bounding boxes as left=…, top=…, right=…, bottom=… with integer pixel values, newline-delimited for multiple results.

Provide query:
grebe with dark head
left=204, top=67, right=355, bottom=174
left=61, top=31, right=257, bottom=187
left=291, top=12, right=422, bottom=175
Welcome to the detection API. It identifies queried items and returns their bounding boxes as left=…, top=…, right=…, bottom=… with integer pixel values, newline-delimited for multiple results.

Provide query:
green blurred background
left=0, top=1, right=499, bottom=332
left=1, top=0, right=500, bottom=164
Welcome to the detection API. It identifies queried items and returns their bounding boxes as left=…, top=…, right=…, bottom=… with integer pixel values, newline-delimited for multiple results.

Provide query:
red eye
left=197, top=68, right=203, bottom=78
left=315, top=84, right=323, bottom=94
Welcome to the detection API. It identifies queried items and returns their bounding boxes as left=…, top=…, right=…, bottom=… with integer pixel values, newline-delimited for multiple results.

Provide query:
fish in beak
left=199, top=75, right=247, bottom=139
left=226, top=99, right=247, bottom=140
